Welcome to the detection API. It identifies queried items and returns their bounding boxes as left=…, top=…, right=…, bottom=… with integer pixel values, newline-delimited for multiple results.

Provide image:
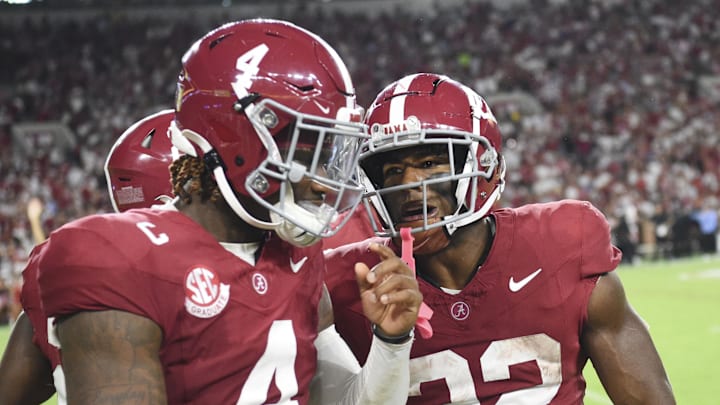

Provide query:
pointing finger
left=368, top=242, right=398, bottom=261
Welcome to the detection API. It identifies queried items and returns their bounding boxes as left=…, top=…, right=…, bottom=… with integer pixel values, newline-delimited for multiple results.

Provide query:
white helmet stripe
left=452, top=82, right=483, bottom=229
left=460, top=83, right=482, bottom=136
left=388, top=74, right=417, bottom=123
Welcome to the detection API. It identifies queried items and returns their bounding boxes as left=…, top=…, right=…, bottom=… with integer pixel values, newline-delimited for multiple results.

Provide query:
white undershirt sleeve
left=309, top=325, right=412, bottom=405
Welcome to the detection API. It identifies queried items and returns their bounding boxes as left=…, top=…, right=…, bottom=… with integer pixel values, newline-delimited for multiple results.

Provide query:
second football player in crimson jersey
left=324, top=73, right=675, bottom=404
left=0, top=109, right=176, bottom=405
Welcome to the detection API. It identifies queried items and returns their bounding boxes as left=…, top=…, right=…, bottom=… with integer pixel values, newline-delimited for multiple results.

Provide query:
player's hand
left=27, top=197, right=43, bottom=221
left=355, top=243, right=422, bottom=338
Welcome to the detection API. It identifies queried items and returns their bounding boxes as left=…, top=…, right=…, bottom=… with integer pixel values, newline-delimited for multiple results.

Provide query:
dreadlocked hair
left=170, top=155, right=222, bottom=204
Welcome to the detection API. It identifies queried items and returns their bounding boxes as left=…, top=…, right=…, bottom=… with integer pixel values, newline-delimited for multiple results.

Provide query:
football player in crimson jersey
left=32, top=19, right=421, bottom=405
left=324, top=73, right=676, bottom=404
left=0, top=109, right=176, bottom=404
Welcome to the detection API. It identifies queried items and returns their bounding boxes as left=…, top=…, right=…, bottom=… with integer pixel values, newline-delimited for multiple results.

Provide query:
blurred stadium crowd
left=1, top=0, right=719, bottom=322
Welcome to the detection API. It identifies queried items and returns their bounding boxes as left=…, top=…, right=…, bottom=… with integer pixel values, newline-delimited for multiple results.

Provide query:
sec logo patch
left=184, top=266, right=230, bottom=318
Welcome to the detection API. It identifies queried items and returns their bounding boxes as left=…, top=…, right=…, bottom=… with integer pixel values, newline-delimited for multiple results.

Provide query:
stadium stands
left=1, top=0, right=719, bottom=321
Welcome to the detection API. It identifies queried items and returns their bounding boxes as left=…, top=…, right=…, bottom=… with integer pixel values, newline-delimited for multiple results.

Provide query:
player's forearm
left=0, top=312, right=56, bottom=404
left=311, top=325, right=412, bottom=405
left=310, top=325, right=361, bottom=404
left=353, top=334, right=412, bottom=404
left=26, top=198, right=46, bottom=244
left=29, top=222, right=45, bottom=245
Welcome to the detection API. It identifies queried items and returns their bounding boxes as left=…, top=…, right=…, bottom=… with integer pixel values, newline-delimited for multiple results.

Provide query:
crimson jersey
left=36, top=208, right=325, bottom=404
left=325, top=200, right=622, bottom=404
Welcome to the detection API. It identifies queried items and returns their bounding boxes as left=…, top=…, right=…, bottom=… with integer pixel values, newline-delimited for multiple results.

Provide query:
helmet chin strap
left=270, top=211, right=322, bottom=247
left=445, top=184, right=502, bottom=236
left=445, top=156, right=506, bottom=236
left=269, top=186, right=325, bottom=247
left=402, top=226, right=450, bottom=255
left=403, top=181, right=499, bottom=255
left=171, top=119, right=335, bottom=246
left=213, top=166, right=280, bottom=230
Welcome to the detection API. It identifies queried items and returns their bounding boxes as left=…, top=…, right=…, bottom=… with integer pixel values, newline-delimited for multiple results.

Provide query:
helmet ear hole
left=140, top=129, right=156, bottom=149
left=452, top=144, right=468, bottom=175
left=235, top=156, right=245, bottom=167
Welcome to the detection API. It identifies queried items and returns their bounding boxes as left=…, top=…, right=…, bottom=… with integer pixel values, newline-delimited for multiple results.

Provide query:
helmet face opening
left=360, top=128, right=499, bottom=237
left=248, top=98, right=367, bottom=237
left=361, top=73, right=505, bottom=237
left=361, top=142, right=469, bottom=191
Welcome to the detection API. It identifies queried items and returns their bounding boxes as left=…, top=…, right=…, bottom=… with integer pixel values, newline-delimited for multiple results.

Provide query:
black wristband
left=372, top=324, right=414, bottom=344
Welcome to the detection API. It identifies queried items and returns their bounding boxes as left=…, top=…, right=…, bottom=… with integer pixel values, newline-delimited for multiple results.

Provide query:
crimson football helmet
left=105, top=109, right=176, bottom=213
left=171, top=19, right=366, bottom=246
left=360, top=73, right=505, bottom=238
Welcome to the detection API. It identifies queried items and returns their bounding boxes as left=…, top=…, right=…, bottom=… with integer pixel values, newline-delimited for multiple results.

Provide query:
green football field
left=583, top=255, right=720, bottom=404
left=2, top=256, right=719, bottom=404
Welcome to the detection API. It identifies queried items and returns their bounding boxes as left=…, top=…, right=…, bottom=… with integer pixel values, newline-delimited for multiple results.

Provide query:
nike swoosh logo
left=290, top=256, right=308, bottom=273
left=509, top=268, right=543, bottom=292
left=312, top=100, right=331, bottom=115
